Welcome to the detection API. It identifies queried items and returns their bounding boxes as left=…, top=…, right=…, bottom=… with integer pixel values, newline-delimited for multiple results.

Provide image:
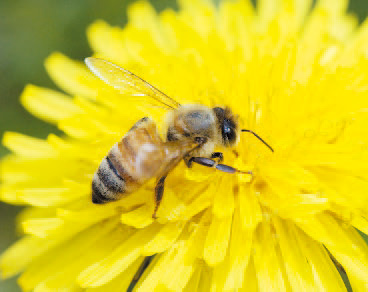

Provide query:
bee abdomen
left=92, top=117, right=161, bottom=204
left=92, top=156, right=125, bottom=204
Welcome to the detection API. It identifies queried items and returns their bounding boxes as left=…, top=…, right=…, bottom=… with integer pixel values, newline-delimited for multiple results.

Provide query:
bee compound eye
left=224, top=125, right=231, bottom=134
left=222, top=119, right=236, bottom=144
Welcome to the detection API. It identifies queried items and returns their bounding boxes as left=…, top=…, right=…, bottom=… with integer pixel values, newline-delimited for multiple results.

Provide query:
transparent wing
left=85, top=57, right=181, bottom=109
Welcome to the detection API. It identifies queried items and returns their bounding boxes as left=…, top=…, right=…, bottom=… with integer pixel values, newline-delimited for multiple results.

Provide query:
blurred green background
left=0, top=0, right=367, bottom=291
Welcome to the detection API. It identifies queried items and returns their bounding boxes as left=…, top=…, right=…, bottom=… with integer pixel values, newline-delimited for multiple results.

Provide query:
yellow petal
left=273, top=217, right=315, bottom=291
left=1, top=218, right=94, bottom=280
left=77, top=223, right=159, bottom=287
left=178, top=0, right=216, bottom=39
left=295, top=226, right=346, bottom=291
left=142, top=221, right=185, bottom=255
left=351, top=215, right=368, bottom=235
left=238, top=184, right=262, bottom=230
left=218, top=0, right=254, bottom=55
left=20, top=84, right=81, bottom=124
left=87, top=20, right=130, bottom=64
left=239, top=258, right=259, bottom=292
left=22, top=218, right=63, bottom=238
left=128, top=0, right=173, bottom=53
left=212, top=175, right=235, bottom=218
left=86, top=257, right=143, bottom=292
left=154, top=187, right=186, bottom=222
left=2, top=132, right=56, bottom=158
left=224, top=207, right=253, bottom=289
left=253, top=222, right=288, bottom=292
left=333, top=251, right=368, bottom=291
left=16, top=207, right=56, bottom=234
left=18, top=188, right=70, bottom=207
left=196, top=264, right=212, bottom=291
left=316, top=0, right=348, bottom=15
left=182, top=263, right=202, bottom=292
left=282, top=0, right=313, bottom=29
left=0, top=236, right=45, bottom=279
left=181, top=184, right=213, bottom=220
left=45, top=52, right=98, bottom=98
left=203, top=214, right=232, bottom=266
left=138, top=212, right=210, bottom=291
left=257, top=0, right=281, bottom=29
left=298, top=212, right=368, bottom=287
left=297, top=212, right=366, bottom=255
left=19, top=219, right=121, bottom=291
left=160, top=216, right=209, bottom=291
left=120, top=205, right=154, bottom=229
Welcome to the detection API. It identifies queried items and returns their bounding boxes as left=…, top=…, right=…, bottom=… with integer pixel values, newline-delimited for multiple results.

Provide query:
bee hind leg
left=152, top=175, right=167, bottom=219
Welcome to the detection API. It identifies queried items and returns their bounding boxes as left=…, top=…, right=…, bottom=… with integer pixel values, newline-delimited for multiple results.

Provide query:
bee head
left=213, top=107, right=239, bottom=147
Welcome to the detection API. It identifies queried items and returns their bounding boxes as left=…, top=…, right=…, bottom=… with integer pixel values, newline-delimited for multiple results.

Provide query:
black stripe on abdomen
left=92, top=180, right=110, bottom=204
left=98, top=157, right=124, bottom=193
left=105, top=156, right=124, bottom=182
left=91, top=156, right=125, bottom=204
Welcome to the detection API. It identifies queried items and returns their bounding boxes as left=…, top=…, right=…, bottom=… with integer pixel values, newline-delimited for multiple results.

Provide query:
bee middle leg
left=187, top=157, right=252, bottom=175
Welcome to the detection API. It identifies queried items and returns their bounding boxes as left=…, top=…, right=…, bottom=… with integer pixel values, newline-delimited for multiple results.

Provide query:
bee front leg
left=211, top=152, right=224, bottom=163
left=188, top=157, right=252, bottom=175
left=186, top=152, right=224, bottom=168
left=152, top=175, right=167, bottom=219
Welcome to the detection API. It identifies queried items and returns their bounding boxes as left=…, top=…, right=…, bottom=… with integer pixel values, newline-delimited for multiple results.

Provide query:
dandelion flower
left=2, top=0, right=368, bottom=291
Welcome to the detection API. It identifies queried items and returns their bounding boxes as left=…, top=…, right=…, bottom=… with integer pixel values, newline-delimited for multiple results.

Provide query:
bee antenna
left=241, top=129, right=274, bottom=152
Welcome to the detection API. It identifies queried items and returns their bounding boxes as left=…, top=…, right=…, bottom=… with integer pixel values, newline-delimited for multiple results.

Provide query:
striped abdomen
left=92, top=117, right=165, bottom=204
left=92, top=156, right=125, bottom=204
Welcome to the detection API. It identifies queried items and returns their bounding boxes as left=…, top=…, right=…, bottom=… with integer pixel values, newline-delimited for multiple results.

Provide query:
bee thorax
left=166, top=105, right=218, bottom=145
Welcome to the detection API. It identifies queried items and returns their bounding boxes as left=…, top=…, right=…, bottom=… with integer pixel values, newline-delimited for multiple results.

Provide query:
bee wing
left=85, top=57, right=181, bottom=110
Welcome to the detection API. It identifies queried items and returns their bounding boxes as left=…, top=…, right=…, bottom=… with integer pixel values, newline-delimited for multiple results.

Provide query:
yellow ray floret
left=1, top=0, right=368, bottom=291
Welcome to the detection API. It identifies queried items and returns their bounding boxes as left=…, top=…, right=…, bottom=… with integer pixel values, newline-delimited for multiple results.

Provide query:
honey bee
left=85, top=58, right=273, bottom=218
